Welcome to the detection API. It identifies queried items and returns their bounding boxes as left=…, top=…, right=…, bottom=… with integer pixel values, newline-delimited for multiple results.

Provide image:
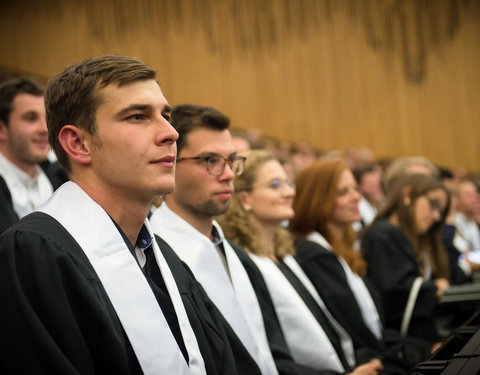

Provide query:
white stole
left=38, top=182, right=205, bottom=375
left=306, top=232, right=383, bottom=340
left=150, top=203, right=279, bottom=375
left=283, top=255, right=356, bottom=368
left=249, top=254, right=345, bottom=373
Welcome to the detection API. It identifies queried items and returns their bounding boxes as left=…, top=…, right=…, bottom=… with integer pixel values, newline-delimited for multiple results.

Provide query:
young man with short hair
left=0, top=56, right=259, bottom=375
left=0, top=77, right=53, bottom=232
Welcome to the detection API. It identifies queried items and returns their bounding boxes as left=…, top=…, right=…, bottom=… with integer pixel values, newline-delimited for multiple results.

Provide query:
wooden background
left=1, top=0, right=479, bottom=171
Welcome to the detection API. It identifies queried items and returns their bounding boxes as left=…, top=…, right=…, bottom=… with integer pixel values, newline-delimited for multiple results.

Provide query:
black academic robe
left=0, top=176, right=18, bottom=234
left=228, top=241, right=345, bottom=375
left=295, top=236, right=431, bottom=373
left=0, top=213, right=260, bottom=375
left=361, top=219, right=439, bottom=342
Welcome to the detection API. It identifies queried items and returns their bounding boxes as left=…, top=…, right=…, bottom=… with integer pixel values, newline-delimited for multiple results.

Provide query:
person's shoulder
left=294, top=237, right=331, bottom=263
left=0, top=212, right=79, bottom=256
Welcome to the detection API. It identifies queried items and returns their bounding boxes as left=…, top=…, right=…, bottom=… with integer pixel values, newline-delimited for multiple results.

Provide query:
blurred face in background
left=358, top=169, right=384, bottom=206
left=0, top=94, right=49, bottom=173
left=456, top=181, right=480, bottom=220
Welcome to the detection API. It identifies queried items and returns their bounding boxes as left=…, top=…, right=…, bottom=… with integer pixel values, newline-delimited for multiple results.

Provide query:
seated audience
left=219, top=150, right=383, bottom=375
left=289, top=158, right=431, bottom=372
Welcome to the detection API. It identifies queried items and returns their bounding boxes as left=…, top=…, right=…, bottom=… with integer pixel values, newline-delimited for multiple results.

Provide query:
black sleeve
left=295, top=239, right=385, bottom=356
left=0, top=214, right=142, bottom=375
left=0, top=176, right=19, bottom=234
left=362, top=225, right=439, bottom=342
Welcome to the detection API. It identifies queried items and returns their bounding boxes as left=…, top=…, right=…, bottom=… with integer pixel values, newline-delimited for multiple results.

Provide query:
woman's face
left=330, top=169, right=362, bottom=228
left=413, top=188, right=448, bottom=234
left=242, top=160, right=295, bottom=226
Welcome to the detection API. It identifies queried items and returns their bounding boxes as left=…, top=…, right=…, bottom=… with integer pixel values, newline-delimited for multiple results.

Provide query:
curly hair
left=218, top=149, right=294, bottom=259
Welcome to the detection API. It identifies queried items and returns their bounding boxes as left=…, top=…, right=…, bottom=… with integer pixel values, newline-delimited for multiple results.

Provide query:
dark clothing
left=361, top=218, right=439, bottom=342
left=295, top=235, right=431, bottom=374
left=295, top=237, right=385, bottom=357
left=229, top=241, right=344, bottom=375
left=0, top=213, right=260, bottom=375
left=0, top=176, right=18, bottom=233
left=442, top=224, right=471, bottom=285
left=0, top=161, right=67, bottom=234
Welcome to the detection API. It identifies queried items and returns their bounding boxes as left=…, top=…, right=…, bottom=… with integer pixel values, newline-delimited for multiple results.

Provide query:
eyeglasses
left=268, top=178, right=295, bottom=191
left=176, top=154, right=246, bottom=176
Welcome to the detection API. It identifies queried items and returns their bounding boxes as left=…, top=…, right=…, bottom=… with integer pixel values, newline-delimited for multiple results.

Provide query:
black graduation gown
left=295, top=237, right=386, bottom=358
left=361, top=219, right=439, bottom=342
left=0, top=213, right=260, bottom=375
left=0, top=176, right=19, bottom=234
left=295, top=236, right=431, bottom=373
left=228, top=241, right=345, bottom=375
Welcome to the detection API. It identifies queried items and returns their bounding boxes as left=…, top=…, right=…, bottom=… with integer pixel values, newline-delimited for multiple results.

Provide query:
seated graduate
left=0, top=77, right=56, bottom=233
left=289, top=158, right=432, bottom=373
left=218, top=149, right=383, bottom=375
left=151, top=104, right=336, bottom=375
left=362, top=173, right=450, bottom=344
left=0, top=55, right=259, bottom=375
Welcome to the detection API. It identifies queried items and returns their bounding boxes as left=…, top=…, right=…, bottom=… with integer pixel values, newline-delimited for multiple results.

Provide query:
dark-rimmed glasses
left=177, top=154, right=246, bottom=176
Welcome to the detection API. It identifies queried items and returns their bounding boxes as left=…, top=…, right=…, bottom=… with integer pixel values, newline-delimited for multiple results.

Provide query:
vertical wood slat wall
left=0, top=0, right=478, bottom=171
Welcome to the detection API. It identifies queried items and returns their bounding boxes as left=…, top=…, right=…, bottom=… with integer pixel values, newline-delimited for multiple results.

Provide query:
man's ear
left=58, top=125, right=93, bottom=165
left=402, top=185, right=413, bottom=206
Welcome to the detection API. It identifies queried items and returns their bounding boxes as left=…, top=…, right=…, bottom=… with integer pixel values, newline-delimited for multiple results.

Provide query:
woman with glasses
left=219, top=150, right=384, bottom=375
left=290, top=158, right=432, bottom=373
left=362, top=173, right=450, bottom=343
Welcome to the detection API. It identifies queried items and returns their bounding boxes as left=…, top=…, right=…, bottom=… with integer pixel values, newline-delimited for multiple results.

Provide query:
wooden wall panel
left=0, top=0, right=478, bottom=171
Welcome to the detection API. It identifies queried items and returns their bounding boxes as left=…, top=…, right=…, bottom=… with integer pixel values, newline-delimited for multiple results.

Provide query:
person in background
left=454, top=179, right=480, bottom=252
left=362, top=173, right=450, bottom=344
left=290, top=158, right=431, bottom=373
left=219, top=149, right=383, bottom=375
left=150, top=104, right=278, bottom=375
left=0, top=77, right=54, bottom=232
left=352, top=166, right=385, bottom=234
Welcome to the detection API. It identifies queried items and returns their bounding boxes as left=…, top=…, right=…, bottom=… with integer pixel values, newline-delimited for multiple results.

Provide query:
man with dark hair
left=151, top=104, right=352, bottom=375
left=0, top=56, right=259, bottom=374
left=0, top=77, right=54, bottom=232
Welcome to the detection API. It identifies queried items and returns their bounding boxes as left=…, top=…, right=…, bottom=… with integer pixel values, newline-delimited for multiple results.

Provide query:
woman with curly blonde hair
left=219, top=150, right=383, bottom=375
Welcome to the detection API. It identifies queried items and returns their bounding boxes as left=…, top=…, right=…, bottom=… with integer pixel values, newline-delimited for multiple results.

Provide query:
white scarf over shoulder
left=150, top=202, right=279, bottom=375
left=306, top=231, right=383, bottom=340
left=38, top=182, right=205, bottom=375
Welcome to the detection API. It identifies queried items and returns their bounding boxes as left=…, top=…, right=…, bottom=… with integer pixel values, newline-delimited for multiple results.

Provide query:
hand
left=464, top=251, right=480, bottom=272
left=435, top=278, right=450, bottom=298
left=349, top=358, right=383, bottom=375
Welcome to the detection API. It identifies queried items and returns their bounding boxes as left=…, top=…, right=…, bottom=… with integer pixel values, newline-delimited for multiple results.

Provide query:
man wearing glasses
left=150, top=104, right=279, bottom=375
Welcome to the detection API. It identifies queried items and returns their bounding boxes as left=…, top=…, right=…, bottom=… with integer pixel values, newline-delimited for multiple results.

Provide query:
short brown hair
left=170, top=104, right=230, bottom=157
left=45, top=54, right=156, bottom=171
left=290, top=158, right=366, bottom=276
left=0, top=77, right=44, bottom=126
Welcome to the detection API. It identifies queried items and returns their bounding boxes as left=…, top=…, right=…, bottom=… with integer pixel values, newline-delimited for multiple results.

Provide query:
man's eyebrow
left=116, top=104, right=152, bottom=118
